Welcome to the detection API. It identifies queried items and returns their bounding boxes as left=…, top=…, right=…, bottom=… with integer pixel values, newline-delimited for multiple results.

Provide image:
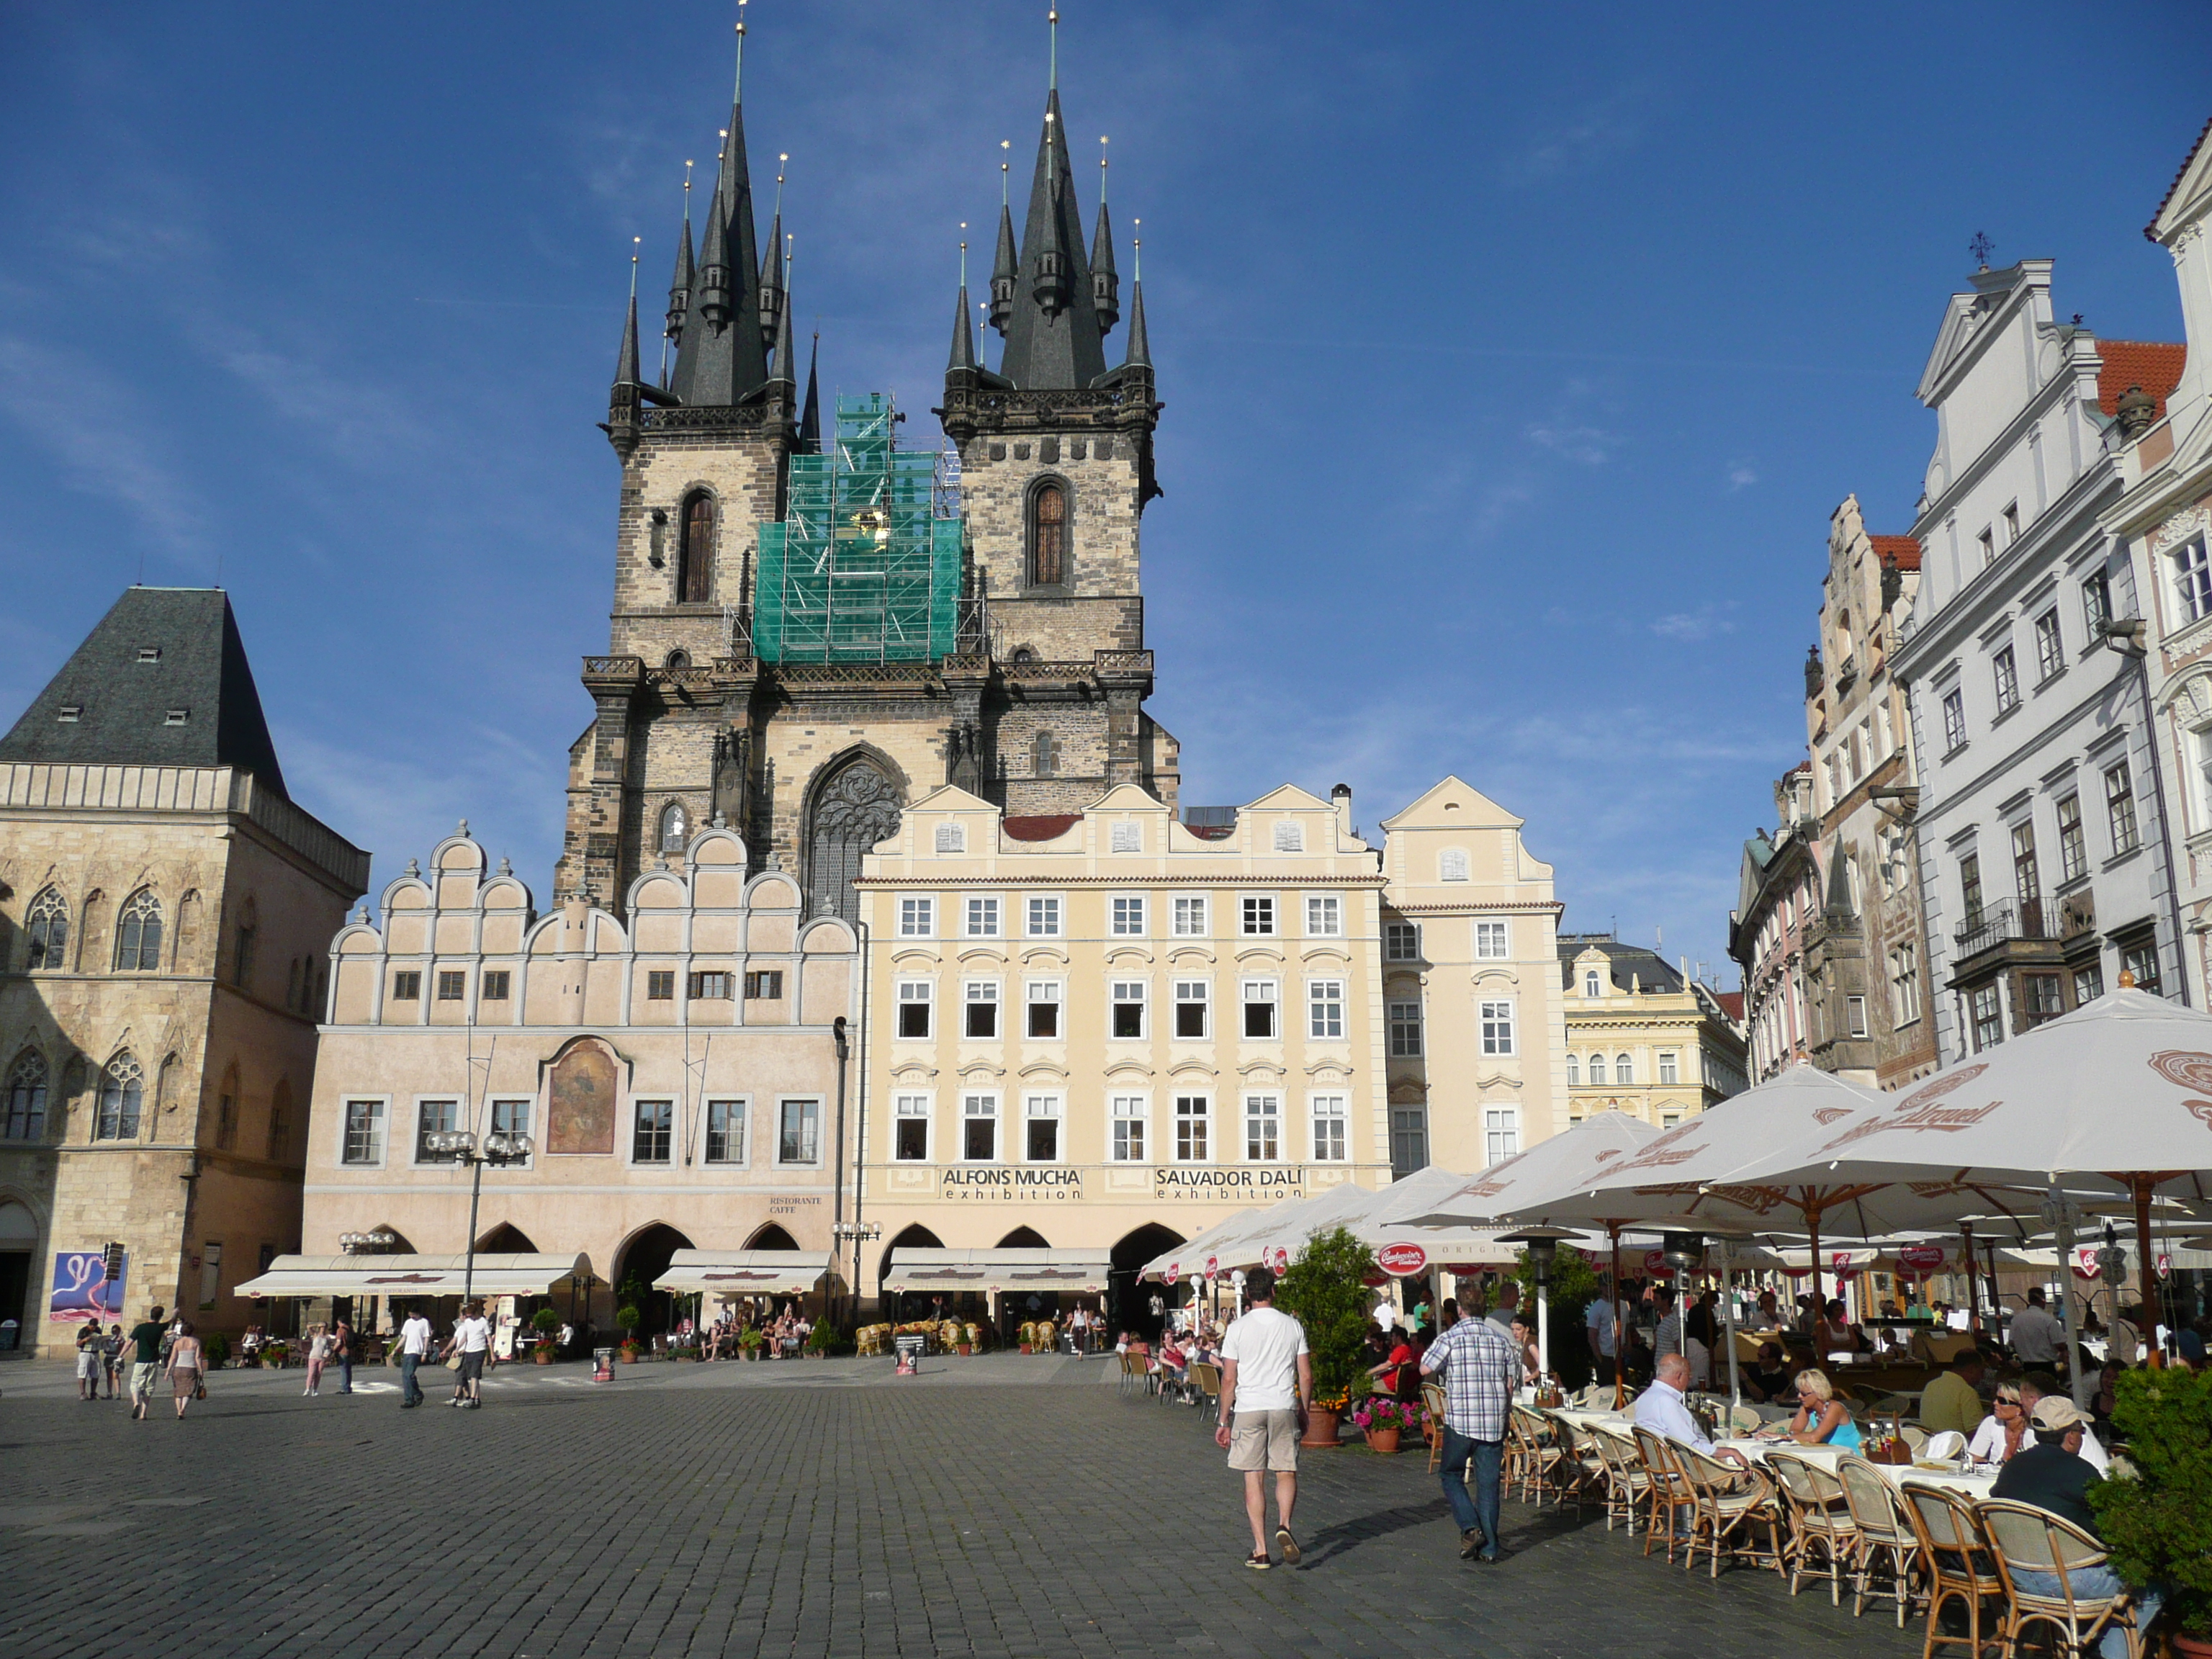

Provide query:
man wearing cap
left=2018, top=1371, right=2108, bottom=1473
left=1993, top=1395, right=2161, bottom=1658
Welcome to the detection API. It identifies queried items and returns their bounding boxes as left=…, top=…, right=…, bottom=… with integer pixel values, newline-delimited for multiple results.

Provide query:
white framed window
left=1308, top=979, right=1345, bottom=1040
left=1583, top=969, right=1602, bottom=998
left=1847, top=994, right=1869, bottom=1038
left=1891, top=944, right=1923, bottom=1027
left=1110, top=1094, right=1148, bottom=1162
left=777, top=1098, right=821, bottom=1166
left=1942, top=688, right=1966, bottom=751
left=1023, top=1092, right=1062, bottom=1162
left=896, top=980, right=933, bottom=1039
left=1244, top=1093, right=1281, bottom=1161
left=934, top=823, right=965, bottom=853
left=2083, top=569, right=2113, bottom=636
left=1110, top=979, right=1148, bottom=1039
left=965, top=896, right=1000, bottom=938
left=961, top=1092, right=998, bottom=1161
left=1111, top=895, right=1146, bottom=936
left=1439, top=848, right=1470, bottom=881
left=1480, top=999, right=1516, bottom=1056
left=1025, top=979, right=1062, bottom=1039
left=1110, top=821, right=1142, bottom=853
left=1993, top=646, right=2020, bottom=714
left=1310, top=1094, right=1346, bottom=1162
left=1384, top=921, right=1420, bottom=961
left=705, top=1097, right=747, bottom=1164
left=1657, top=1051, right=1678, bottom=1085
left=1587, top=1053, right=1608, bottom=1085
left=1475, top=920, right=1509, bottom=959
left=899, top=896, right=935, bottom=938
left=1483, top=1105, right=1520, bottom=1166
left=1174, top=1094, right=1209, bottom=1161
left=1241, top=895, right=1276, bottom=935
left=341, top=1097, right=387, bottom=1166
left=963, top=981, right=1000, bottom=1039
left=414, top=1097, right=462, bottom=1165
left=1305, top=894, right=1341, bottom=937
left=1614, top=1051, right=1632, bottom=1084
left=2057, top=793, right=2087, bottom=882
left=1026, top=895, right=1061, bottom=937
left=2175, top=535, right=2212, bottom=625
left=2034, top=609, right=2064, bottom=680
left=632, top=1099, right=674, bottom=1164
left=1241, top=979, right=1278, bottom=1039
left=1172, top=979, right=1209, bottom=1040
left=1172, top=894, right=1208, bottom=936
left=1388, top=1000, right=1423, bottom=1058
left=1272, top=821, right=1304, bottom=853
left=1390, top=1105, right=1428, bottom=1177
left=892, top=1094, right=930, bottom=1162
left=2107, top=760, right=2141, bottom=854
left=1565, top=1054, right=1580, bottom=1085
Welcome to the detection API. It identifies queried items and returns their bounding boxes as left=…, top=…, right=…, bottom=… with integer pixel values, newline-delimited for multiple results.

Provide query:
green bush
left=202, top=1333, right=230, bottom=1370
left=531, top=1308, right=560, bottom=1336
left=2090, top=1364, right=2212, bottom=1637
left=616, top=1305, right=642, bottom=1339
left=1275, top=1225, right=1377, bottom=1409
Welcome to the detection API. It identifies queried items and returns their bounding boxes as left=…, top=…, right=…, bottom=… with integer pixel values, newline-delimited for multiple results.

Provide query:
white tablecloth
left=1717, top=1438, right=1998, bottom=1496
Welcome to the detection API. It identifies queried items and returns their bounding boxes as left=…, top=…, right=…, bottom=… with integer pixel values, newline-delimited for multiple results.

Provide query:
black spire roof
left=0, top=588, right=288, bottom=796
left=664, top=210, right=694, bottom=362
left=798, top=331, right=821, bottom=452
left=667, top=84, right=769, bottom=406
left=997, top=89, right=1110, bottom=390
left=949, top=274, right=977, bottom=372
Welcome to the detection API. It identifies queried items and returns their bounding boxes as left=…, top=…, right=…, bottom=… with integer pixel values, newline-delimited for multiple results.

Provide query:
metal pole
left=2046, top=1187, right=2083, bottom=1403
left=1961, top=1221, right=1978, bottom=1337
left=2133, top=1174, right=2163, bottom=1369
left=1721, top=1236, right=1742, bottom=1408
left=830, top=1017, right=849, bottom=1330
left=1610, top=1226, right=1626, bottom=1411
left=462, top=1151, right=485, bottom=1307
left=1536, top=1274, right=1550, bottom=1382
left=850, top=920, right=872, bottom=1321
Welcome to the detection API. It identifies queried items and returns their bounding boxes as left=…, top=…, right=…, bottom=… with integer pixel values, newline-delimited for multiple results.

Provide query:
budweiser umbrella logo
left=1375, top=1242, right=1428, bottom=1277
left=2147, top=1050, right=2212, bottom=1092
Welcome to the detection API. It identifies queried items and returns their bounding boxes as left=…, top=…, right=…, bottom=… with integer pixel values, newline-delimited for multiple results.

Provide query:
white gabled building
left=1894, top=258, right=2190, bottom=1064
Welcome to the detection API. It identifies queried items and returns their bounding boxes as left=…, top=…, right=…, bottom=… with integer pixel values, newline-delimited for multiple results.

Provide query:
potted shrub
left=957, top=1321, right=976, bottom=1357
left=1019, top=1321, right=1036, bottom=1354
left=1277, top=1224, right=1379, bottom=1449
left=2090, top=1364, right=2212, bottom=1653
left=262, top=1340, right=289, bottom=1369
left=739, top=1328, right=765, bottom=1362
left=531, top=1308, right=559, bottom=1363
left=806, top=1323, right=834, bottom=1359
left=202, top=1333, right=230, bottom=1371
left=1351, top=1395, right=1420, bottom=1455
left=617, top=1304, right=642, bottom=1362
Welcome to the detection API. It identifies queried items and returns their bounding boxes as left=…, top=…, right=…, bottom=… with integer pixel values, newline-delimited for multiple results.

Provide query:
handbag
left=194, top=1377, right=207, bottom=1401
left=444, top=1352, right=464, bottom=1371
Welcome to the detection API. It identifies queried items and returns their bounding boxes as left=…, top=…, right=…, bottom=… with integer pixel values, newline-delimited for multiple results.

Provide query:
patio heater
left=423, top=1129, right=534, bottom=1306
left=1496, top=1226, right=1578, bottom=1384
left=2041, top=1190, right=2085, bottom=1402
left=2095, top=1225, right=2133, bottom=1352
left=1660, top=1230, right=1712, bottom=1401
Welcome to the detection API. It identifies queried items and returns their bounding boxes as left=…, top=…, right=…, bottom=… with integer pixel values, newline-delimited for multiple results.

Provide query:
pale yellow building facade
left=1560, top=936, right=1748, bottom=1128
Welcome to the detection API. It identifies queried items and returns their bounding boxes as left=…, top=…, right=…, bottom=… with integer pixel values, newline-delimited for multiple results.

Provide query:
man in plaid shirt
left=1420, top=1308, right=1522, bottom=1562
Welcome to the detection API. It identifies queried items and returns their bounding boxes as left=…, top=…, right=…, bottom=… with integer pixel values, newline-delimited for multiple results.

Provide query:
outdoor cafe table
left=1717, top=1437, right=2000, bottom=1498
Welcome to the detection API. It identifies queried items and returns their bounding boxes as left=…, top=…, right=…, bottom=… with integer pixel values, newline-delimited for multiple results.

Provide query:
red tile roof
left=2146, top=114, right=2212, bottom=240
left=2096, top=341, right=2187, bottom=419
left=1711, top=991, right=1745, bottom=1021
left=1001, top=814, right=1082, bottom=842
left=1869, top=534, right=1922, bottom=572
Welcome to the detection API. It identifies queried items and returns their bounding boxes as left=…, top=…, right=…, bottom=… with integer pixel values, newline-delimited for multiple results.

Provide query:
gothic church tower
left=562, top=17, right=1175, bottom=924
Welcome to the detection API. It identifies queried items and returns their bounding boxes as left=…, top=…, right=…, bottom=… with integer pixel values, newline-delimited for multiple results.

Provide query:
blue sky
left=4, top=1, right=2208, bottom=983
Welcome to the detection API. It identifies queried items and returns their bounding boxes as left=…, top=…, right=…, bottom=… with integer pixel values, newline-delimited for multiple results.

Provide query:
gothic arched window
left=678, top=491, right=715, bottom=605
left=806, top=755, right=904, bottom=925
left=660, top=801, right=688, bottom=853
left=24, top=887, right=68, bottom=971
left=1033, top=732, right=1058, bottom=778
left=4, top=1051, right=47, bottom=1141
left=114, top=889, right=163, bottom=973
left=1028, top=481, right=1067, bottom=588
left=96, top=1053, right=143, bottom=1141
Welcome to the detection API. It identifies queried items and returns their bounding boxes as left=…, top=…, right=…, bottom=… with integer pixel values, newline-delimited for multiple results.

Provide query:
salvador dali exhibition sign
left=934, top=1166, right=1308, bottom=1202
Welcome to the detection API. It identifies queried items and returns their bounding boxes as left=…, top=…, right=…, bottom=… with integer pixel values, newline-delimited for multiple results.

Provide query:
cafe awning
left=233, top=1252, right=596, bottom=1299
left=881, top=1247, right=1112, bottom=1294
left=655, top=1250, right=830, bottom=1296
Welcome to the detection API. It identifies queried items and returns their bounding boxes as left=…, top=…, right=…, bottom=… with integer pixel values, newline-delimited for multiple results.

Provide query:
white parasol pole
left=2043, top=1186, right=2084, bottom=1404
left=1536, top=1272, right=1551, bottom=1382
left=1720, top=1236, right=1741, bottom=1408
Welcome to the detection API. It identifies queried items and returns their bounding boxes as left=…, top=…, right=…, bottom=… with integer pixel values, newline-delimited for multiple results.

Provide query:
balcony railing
left=1954, top=897, right=2051, bottom=958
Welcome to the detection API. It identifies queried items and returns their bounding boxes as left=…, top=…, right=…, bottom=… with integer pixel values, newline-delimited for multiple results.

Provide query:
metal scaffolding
left=754, top=393, right=963, bottom=663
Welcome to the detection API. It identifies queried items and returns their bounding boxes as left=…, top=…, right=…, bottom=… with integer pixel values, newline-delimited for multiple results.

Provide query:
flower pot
left=2172, top=1637, right=2212, bottom=1659
left=956, top=1344, right=972, bottom=1357
left=1020, top=1343, right=1032, bottom=1354
left=533, top=1349, right=553, bottom=1365
left=619, top=1348, right=638, bottom=1364
left=1366, top=1428, right=1402, bottom=1455
left=1300, top=1408, right=1342, bottom=1449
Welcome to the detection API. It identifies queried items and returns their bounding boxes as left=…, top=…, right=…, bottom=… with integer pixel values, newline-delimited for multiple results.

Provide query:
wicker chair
left=1629, top=1424, right=1697, bottom=1563
left=1671, top=1439, right=1785, bottom=1578
left=1115, top=1349, right=1142, bottom=1396
left=1897, top=1481, right=2008, bottom=1659
left=1423, top=1382, right=1449, bottom=1473
left=1588, top=1425, right=1649, bottom=1534
left=1766, top=1449, right=1860, bottom=1605
left=1979, top=1497, right=2144, bottom=1659
left=1509, top=1405, right=1567, bottom=1505
left=1191, top=1361, right=1223, bottom=1422
left=1541, top=1408, right=1606, bottom=1512
left=1835, top=1453, right=1928, bottom=1627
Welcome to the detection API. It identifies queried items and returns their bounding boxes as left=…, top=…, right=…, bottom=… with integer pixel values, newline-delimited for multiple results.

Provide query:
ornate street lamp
left=424, top=1129, right=535, bottom=1305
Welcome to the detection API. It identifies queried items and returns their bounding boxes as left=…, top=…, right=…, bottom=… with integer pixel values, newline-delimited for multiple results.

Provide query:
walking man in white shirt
left=2008, top=1287, right=2064, bottom=1367
left=1213, top=1266, right=1313, bottom=1571
left=397, top=1308, right=433, bottom=1408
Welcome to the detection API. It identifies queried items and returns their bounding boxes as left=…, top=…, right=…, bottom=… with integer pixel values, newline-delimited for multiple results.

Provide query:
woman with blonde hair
left=1784, top=1367, right=1863, bottom=1449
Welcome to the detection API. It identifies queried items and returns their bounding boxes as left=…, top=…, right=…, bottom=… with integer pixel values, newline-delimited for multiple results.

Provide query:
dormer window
left=165, top=709, right=189, bottom=726
left=57, top=706, right=81, bottom=723
left=1583, top=969, right=1602, bottom=998
left=137, top=647, right=161, bottom=664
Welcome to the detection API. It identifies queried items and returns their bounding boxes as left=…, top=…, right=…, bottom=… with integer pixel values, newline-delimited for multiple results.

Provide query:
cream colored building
left=1377, top=778, right=1568, bottom=1175
left=0, top=589, right=368, bottom=1355
left=850, top=782, right=1387, bottom=1327
left=304, top=824, right=855, bottom=1324
left=1559, top=935, right=1747, bottom=1128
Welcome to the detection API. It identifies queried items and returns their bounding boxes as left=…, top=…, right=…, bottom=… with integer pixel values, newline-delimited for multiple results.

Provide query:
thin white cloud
left=1500, top=82, right=1660, bottom=186
left=1526, top=421, right=1619, bottom=465
left=1652, top=606, right=1739, bottom=642
left=1727, top=458, right=1758, bottom=491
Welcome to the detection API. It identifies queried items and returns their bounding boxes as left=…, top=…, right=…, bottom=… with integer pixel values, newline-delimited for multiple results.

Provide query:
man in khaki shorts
left=1213, top=1266, right=1312, bottom=1570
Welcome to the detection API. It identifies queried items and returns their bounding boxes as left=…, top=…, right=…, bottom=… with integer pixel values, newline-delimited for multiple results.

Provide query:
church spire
left=663, top=162, right=695, bottom=375
left=759, top=154, right=787, bottom=351
left=1090, top=138, right=1119, bottom=335
left=607, top=239, right=643, bottom=459
left=989, top=144, right=1017, bottom=335
left=949, top=233, right=977, bottom=371
left=799, top=330, right=821, bottom=452
left=667, top=5, right=770, bottom=408
left=997, top=18, right=1108, bottom=390
left=769, top=235, right=796, bottom=388
left=1123, top=227, right=1150, bottom=370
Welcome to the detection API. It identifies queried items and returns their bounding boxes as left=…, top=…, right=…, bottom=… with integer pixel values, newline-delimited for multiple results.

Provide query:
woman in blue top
left=1784, top=1368, right=1863, bottom=1450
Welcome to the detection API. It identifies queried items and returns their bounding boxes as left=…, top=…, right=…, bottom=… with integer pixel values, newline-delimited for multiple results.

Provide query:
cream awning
left=655, top=1250, right=829, bottom=1296
left=233, top=1252, right=595, bottom=1298
left=881, top=1247, right=1112, bottom=1293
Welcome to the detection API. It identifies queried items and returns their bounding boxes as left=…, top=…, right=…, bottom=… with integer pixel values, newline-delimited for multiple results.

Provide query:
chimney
left=1331, top=782, right=1353, bottom=838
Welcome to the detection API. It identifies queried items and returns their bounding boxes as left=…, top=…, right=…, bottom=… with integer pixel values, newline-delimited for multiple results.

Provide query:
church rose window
left=806, top=756, right=904, bottom=925
left=1029, top=482, right=1066, bottom=588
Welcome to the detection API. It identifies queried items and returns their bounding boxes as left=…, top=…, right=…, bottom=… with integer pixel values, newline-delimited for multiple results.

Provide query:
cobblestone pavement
left=0, top=1354, right=1920, bottom=1659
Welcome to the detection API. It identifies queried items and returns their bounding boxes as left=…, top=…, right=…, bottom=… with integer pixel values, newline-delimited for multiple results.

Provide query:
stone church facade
left=565, top=31, right=1176, bottom=931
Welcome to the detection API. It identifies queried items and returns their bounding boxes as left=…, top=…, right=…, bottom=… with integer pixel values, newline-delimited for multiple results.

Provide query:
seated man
left=1742, top=1341, right=1795, bottom=1404
left=2018, top=1371, right=2108, bottom=1473
left=1632, top=1354, right=1748, bottom=1468
left=1992, top=1397, right=2159, bottom=1659
left=1918, top=1350, right=1988, bottom=1437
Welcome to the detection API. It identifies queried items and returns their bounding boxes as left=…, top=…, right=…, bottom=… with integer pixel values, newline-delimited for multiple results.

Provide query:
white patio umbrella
left=1725, top=987, right=2212, bottom=1362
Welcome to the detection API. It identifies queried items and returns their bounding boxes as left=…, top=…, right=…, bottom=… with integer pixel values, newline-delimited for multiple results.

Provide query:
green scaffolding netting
left=754, top=393, right=962, bottom=662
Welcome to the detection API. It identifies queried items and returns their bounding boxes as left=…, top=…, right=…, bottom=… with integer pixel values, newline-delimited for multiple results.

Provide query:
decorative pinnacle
left=1133, top=219, right=1141, bottom=279
left=629, top=235, right=640, bottom=296
left=683, top=158, right=694, bottom=218
left=960, top=223, right=968, bottom=286
left=734, top=0, right=747, bottom=101
left=1049, top=8, right=1058, bottom=91
left=1000, top=139, right=1011, bottom=204
left=775, top=153, right=787, bottom=215
left=1100, top=136, right=1108, bottom=203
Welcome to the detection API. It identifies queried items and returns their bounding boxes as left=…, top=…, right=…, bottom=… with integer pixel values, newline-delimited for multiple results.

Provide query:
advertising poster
left=48, top=1250, right=125, bottom=1323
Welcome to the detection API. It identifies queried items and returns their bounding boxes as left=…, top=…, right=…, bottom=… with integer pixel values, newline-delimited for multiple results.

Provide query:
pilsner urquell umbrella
left=1724, top=987, right=2212, bottom=1360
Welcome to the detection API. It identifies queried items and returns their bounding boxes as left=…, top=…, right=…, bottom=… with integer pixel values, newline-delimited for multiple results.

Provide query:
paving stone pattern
left=0, top=1355, right=1920, bottom=1659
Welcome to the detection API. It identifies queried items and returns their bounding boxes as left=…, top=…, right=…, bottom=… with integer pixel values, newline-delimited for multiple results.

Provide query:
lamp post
left=2041, top=1188, right=2084, bottom=1401
left=830, top=1016, right=850, bottom=1329
left=423, top=1130, right=534, bottom=1305
left=833, top=1219, right=881, bottom=1335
